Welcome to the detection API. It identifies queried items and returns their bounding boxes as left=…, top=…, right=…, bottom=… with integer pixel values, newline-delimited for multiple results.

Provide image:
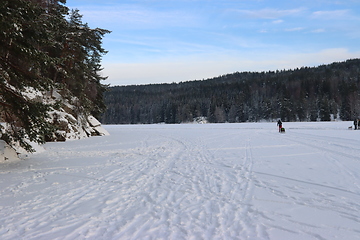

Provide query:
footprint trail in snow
left=1, top=122, right=360, bottom=240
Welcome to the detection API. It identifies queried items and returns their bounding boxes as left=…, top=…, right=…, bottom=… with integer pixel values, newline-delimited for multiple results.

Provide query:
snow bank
left=41, top=88, right=109, bottom=141
left=46, top=109, right=109, bottom=141
left=193, top=116, right=208, bottom=124
left=0, top=140, right=18, bottom=162
left=1, top=88, right=109, bottom=160
left=87, top=115, right=110, bottom=136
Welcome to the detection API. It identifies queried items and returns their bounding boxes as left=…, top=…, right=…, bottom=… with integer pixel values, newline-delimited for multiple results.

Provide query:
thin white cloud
left=231, top=8, right=305, bottom=19
left=283, top=48, right=360, bottom=68
left=311, top=9, right=351, bottom=19
left=311, top=28, right=326, bottom=33
left=74, top=5, right=202, bottom=29
left=285, top=27, right=305, bottom=32
left=272, top=19, right=284, bottom=24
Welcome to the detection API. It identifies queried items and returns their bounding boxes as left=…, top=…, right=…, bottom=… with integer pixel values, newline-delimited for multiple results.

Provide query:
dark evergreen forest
left=102, top=59, right=360, bottom=124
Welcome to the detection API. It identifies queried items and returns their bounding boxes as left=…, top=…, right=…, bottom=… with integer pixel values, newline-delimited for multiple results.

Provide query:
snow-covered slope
left=0, top=88, right=109, bottom=161
left=0, top=122, right=359, bottom=239
left=0, top=140, right=18, bottom=162
left=39, top=89, right=109, bottom=141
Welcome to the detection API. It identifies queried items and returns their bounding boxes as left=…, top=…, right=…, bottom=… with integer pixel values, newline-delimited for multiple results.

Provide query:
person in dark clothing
left=354, top=119, right=358, bottom=130
left=277, top=119, right=282, bottom=132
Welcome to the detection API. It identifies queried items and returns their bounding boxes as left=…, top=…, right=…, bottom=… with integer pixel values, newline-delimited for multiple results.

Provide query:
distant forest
left=102, top=59, right=360, bottom=124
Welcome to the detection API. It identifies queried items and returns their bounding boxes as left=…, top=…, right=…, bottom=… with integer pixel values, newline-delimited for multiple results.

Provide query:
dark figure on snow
left=277, top=119, right=282, bottom=132
left=354, top=119, right=358, bottom=130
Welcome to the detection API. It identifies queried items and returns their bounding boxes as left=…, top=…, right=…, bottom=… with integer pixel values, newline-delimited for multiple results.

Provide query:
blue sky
left=66, top=0, right=360, bottom=86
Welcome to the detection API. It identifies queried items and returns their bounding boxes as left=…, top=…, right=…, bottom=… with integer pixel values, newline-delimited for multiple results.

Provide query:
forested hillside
left=0, top=0, right=109, bottom=153
left=103, top=59, right=360, bottom=124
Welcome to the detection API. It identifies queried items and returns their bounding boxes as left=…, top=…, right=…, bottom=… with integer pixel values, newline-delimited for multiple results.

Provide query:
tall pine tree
left=0, top=0, right=109, bottom=152
left=0, top=0, right=57, bottom=151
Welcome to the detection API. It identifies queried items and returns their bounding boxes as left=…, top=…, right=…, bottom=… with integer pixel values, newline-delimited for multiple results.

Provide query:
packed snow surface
left=1, top=122, right=360, bottom=240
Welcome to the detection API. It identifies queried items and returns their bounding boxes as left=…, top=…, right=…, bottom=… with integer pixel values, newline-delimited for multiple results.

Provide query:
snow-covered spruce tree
left=0, top=0, right=109, bottom=152
left=0, top=0, right=58, bottom=152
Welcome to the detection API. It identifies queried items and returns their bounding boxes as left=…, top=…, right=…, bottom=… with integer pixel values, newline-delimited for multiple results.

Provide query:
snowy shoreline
left=1, top=121, right=359, bottom=239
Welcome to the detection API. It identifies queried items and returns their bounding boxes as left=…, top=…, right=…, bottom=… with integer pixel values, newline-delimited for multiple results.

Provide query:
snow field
left=0, top=122, right=360, bottom=239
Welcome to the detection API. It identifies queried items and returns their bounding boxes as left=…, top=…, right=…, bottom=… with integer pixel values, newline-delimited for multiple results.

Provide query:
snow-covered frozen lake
left=1, top=122, right=360, bottom=240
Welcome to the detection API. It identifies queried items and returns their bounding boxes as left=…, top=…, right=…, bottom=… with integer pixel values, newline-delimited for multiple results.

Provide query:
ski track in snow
left=1, top=122, right=360, bottom=239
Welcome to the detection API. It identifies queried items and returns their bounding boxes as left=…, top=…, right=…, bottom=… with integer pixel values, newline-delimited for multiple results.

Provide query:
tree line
left=102, top=59, right=360, bottom=124
left=0, top=0, right=109, bottom=151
